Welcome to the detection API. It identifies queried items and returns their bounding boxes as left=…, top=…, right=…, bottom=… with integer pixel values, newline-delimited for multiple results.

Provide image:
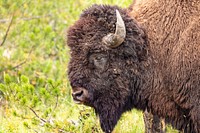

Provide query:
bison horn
left=102, top=10, right=126, bottom=48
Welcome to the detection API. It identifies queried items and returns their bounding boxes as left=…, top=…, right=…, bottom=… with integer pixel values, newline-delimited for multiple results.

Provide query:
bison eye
left=95, top=56, right=103, bottom=61
left=89, top=54, right=108, bottom=70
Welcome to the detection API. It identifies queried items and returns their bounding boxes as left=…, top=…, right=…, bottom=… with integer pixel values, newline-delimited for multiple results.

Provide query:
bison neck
left=129, top=0, right=199, bottom=66
left=129, top=0, right=200, bottom=129
left=129, top=0, right=200, bottom=99
left=131, top=68, right=190, bottom=129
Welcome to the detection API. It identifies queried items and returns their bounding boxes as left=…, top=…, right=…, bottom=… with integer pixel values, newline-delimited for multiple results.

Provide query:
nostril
left=72, top=90, right=83, bottom=99
left=72, top=87, right=89, bottom=104
left=72, top=90, right=83, bottom=98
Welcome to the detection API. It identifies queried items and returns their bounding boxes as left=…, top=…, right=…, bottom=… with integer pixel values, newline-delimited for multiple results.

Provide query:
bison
left=67, top=1, right=200, bottom=133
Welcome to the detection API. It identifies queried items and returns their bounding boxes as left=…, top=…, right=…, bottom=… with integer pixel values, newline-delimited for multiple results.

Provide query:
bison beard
left=67, top=3, right=200, bottom=133
left=94, top=95, right=124, bottom=133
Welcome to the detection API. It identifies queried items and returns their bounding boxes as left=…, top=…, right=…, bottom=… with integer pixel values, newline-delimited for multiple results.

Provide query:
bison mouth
left=72, top=87, right=90, bottom=105
left=72, top=86, right=124, bottom=133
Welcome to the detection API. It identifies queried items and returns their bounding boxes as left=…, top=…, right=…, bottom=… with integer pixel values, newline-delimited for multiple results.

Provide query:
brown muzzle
left=72, top=87, right=89, bottom=104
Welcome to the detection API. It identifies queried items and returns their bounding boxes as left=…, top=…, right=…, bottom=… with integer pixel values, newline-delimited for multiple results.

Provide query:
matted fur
left=67, top=2, right=200, bottom=133
left=129, top=0, right=200, bottom=132
left=67, top=5, right=149, bottom=133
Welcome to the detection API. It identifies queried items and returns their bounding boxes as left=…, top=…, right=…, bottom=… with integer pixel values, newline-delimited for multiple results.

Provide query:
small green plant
left=0, top=74, right=63, bottom=131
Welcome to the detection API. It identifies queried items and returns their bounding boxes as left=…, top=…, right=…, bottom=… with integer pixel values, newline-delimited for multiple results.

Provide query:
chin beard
left=94, top=101, right=123, bottom=133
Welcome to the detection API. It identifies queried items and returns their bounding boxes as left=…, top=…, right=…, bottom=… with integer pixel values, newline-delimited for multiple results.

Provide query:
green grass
left=0, top=0, right=178, bottom=133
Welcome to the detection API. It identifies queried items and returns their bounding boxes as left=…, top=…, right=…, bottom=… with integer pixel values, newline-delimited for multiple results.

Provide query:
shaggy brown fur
left=143, top=111, right=166, bottom=133
left=129, top=0, right=200, bottom=132
left=67, top=5, right=150, bottom=133
left=67, top=2, right=200, bottom=133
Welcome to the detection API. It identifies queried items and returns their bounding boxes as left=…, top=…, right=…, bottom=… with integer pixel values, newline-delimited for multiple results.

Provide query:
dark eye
left=94, top=56, right=103, bottom=61
left=89, top=54, right=108, bottom=70
left=94, top=56, right=106, bottom=66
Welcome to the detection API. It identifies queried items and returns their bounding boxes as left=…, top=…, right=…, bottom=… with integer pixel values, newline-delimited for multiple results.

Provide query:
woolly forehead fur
left=67, top=4, right=148, bottom=59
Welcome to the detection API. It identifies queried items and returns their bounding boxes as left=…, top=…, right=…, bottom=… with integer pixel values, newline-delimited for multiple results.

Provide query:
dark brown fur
left=67, top=2, right=200, bottom=133
left=129, top=0, right=200, bottom=132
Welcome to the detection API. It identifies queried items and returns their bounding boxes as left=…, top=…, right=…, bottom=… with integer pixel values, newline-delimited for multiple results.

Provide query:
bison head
left=67, top=5, right=150, bottom=133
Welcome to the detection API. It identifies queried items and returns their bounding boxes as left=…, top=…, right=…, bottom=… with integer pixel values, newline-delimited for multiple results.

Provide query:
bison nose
left=72, top=87, right=88, bottom=104
left=72, top=90, right=83, bottom=98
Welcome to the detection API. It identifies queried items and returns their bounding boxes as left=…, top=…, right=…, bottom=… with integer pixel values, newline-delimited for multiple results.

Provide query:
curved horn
left=102, top=10, right=126, bottom=48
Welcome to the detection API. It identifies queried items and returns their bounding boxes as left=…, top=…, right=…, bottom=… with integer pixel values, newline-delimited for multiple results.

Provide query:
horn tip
left=115, top=9, right=120, bottom=17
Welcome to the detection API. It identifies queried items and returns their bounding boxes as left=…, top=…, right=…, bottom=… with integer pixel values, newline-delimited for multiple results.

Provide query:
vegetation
left=0, top=0, right=177, bottom=133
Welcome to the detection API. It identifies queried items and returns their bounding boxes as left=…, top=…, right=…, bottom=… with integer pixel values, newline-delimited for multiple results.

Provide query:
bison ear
left=102, top=10, right=126, bottom=48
